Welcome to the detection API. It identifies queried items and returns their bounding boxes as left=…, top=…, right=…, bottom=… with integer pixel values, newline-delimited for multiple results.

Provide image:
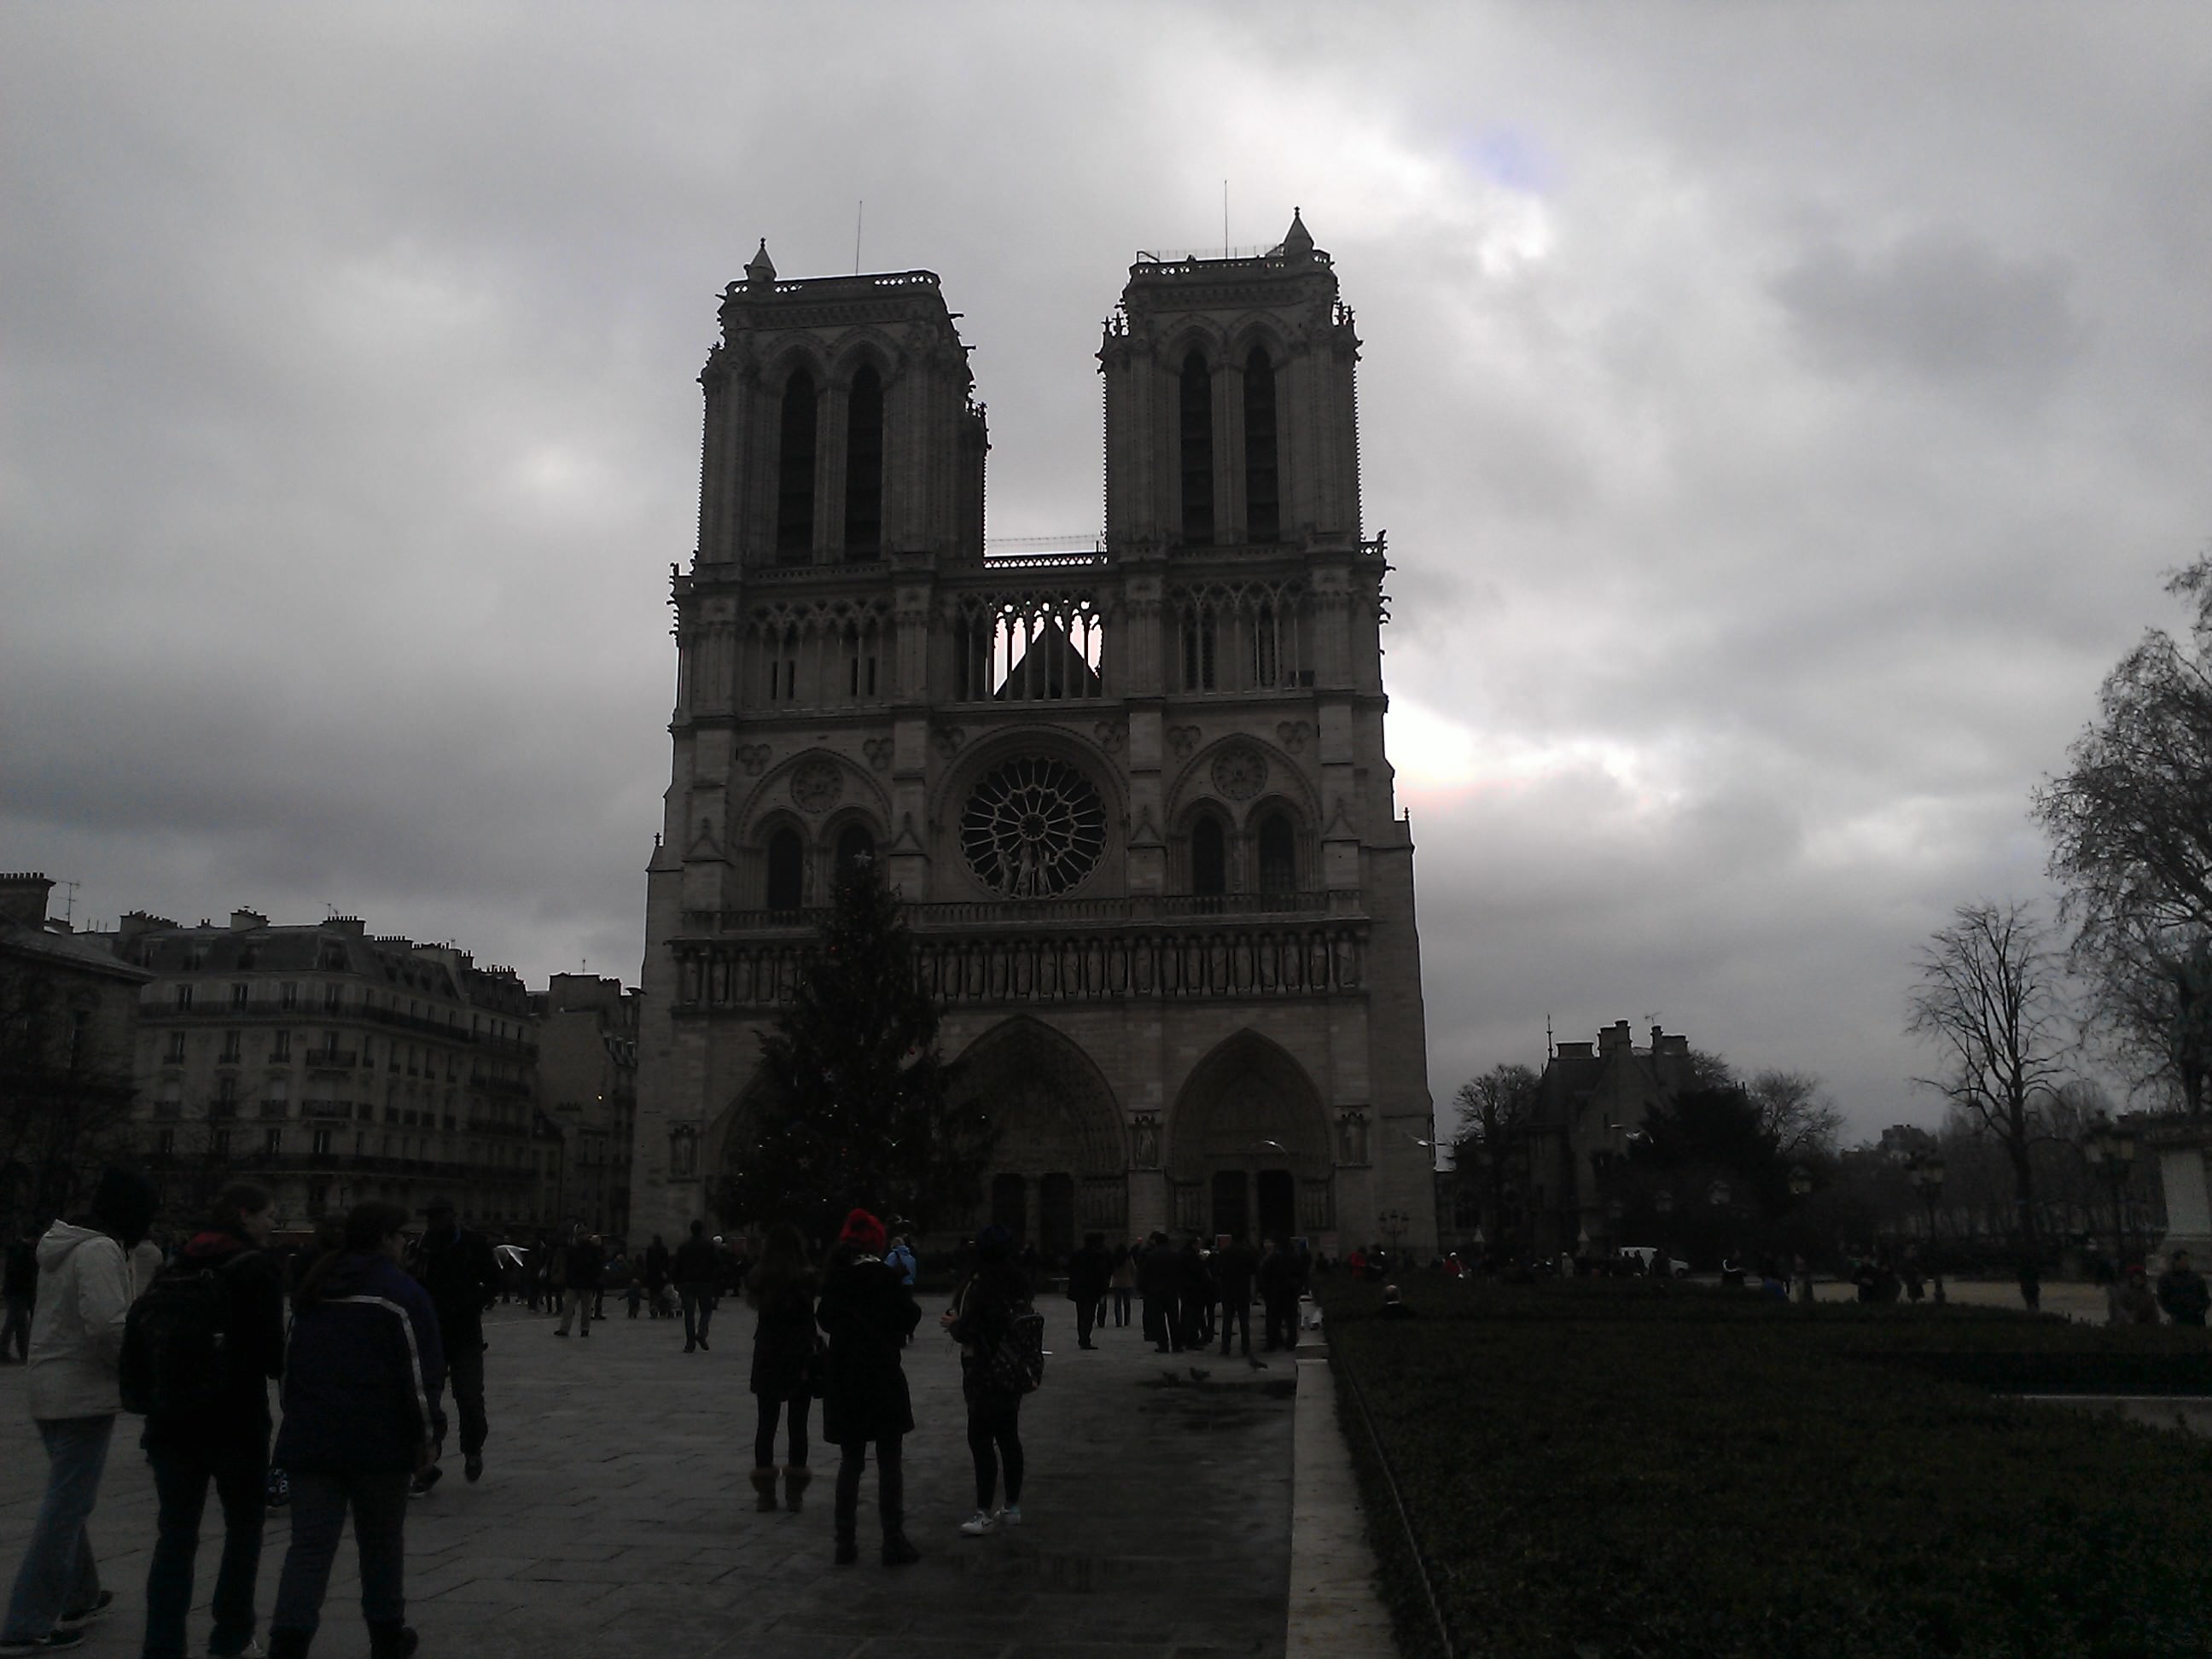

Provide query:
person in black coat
left=946, top=1225, right=1031, bottom=1535
left=672, top=1221, right=719, bottom=1352
left=1137, top=1232, right=1182, bottom=1353
left=1064, top=1232, right=1111, bottom=1351
left=555, top=1232, right=604, bottom=1337
left=815, top=1208, right=921, bottom=1567
left=746, top=1224, right=818, bottom=1514
left=1259, top=1237, right=1303, bottom=1353
left=407, top=1196, right=500, bottom=1488
left=138, top=1181, right=286, bottom=1659
left=1178, top=1238, right=1213, bottom=1350
left=1212, top=1233, right=1259, bottom=1358
left=267, top=1201, right=445, bottom=1659
left=643, top=1234, right=672, bottom=1319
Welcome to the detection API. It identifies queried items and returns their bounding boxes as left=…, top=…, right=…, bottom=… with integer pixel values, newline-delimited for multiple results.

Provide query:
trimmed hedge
left=1324, top=1275, right=2212, bottom=1658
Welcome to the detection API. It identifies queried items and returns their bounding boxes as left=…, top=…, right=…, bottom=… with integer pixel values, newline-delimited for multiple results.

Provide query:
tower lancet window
left=775, top=370, right=817, bottom=562
left=845, top=365, right=883, bottom=557
left=1191, top=816, right=1227, bottom=898
left=1179, top=350, right=1214, bottom=546
left=1244, top=346, right=1279, bottom=544
left=1257, top=811, right=1298, bottom=896
left=764, top=826, right=805, bottom=911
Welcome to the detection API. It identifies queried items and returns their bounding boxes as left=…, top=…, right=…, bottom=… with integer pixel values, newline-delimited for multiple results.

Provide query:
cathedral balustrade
left=679, top=889, right=1353, bottom=935
left=669, top=909, right=1367, bottom=1010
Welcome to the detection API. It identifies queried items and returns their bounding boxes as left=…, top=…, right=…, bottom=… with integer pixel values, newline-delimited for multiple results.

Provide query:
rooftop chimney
left=230, top=909, right=268, bottom=931
left=0, top=873, right=54, bottom=928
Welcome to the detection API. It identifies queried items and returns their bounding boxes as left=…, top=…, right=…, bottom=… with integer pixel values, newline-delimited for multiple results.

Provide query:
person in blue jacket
left=265, top=1202, right=445, bottom=1659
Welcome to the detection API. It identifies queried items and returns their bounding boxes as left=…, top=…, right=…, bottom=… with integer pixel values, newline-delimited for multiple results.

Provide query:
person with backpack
left=2, top=1167, right=157, bottom=1654
left=127, top=1182, right=286, bottom=1659
left=745, top=1224, right=819, bottom=1515
left=265, top=1201, right=445, bottom=1659
left=406, top=1196, right=500, bottom=1489
left=944, top=1225, right=1039, bottom=1538
left=815, top=1208, right=922, bottom=1567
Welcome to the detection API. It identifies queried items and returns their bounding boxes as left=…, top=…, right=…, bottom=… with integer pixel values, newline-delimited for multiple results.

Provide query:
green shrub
left=1324, top=1275, right=2212, bottom=1657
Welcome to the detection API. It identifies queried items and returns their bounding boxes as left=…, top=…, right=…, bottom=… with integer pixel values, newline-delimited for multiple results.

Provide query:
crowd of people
left=1, top=1179, right=1331, bottom=1656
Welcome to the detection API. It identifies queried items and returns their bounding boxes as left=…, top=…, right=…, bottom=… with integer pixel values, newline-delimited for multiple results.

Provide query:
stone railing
left=682, top=890, right=1353, bottom=937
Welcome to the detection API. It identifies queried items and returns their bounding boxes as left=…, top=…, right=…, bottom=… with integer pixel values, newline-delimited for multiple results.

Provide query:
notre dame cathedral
left=633, top=212, right=1439, bottom=1257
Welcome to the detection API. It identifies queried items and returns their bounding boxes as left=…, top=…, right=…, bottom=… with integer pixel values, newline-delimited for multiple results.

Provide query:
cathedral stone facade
left=633, top=215, right=1439, bottom=1256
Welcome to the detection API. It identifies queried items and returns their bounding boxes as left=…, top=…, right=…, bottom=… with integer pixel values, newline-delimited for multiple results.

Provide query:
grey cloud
left=1773, top=232, right=2087, bottom=398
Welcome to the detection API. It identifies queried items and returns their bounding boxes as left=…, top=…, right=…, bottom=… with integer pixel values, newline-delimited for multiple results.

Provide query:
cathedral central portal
left=634, top=217, right=1439, bottom=1257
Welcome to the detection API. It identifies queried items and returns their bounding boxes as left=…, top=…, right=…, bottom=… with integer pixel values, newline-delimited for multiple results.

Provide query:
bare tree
left=1745, top=1069, right=1845, bottom=1163
left=2035, top=554, right=2212, bottom=1115
left=0, top=965, right=140, bottom=1230
left=1906, top=900, right=2074, bottom=1249
left=1451, top=1063, right=1540, bottom=1249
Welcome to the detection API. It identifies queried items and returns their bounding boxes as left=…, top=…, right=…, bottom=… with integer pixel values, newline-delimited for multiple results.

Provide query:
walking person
left=554, top=1232, right=602, bottom=1338
left=946, top=1225, right=1036, bottom=1536
left=745, top=1225, right=819, bottom=1515
left=1107, top=1243, right=1134, bottom=1330
left=1259, top=1237, right=1301, bottom=1353
left=815, top=1209, right=922, bottom=1566
left=129, top=1181, right=286, bottom=1659
left=1065, top=1232, right=1110, bottom=1351
left=672, top=1220, right=719, bottom=1352
left=1213, top=1232, right=1258, bottom=1359
left=1138, top=1232, right=1181, bottom=1353
left=265, top=1202, right=445, bottom=1659
left=1178, top=1237, right=1212, bottom=1350
left=406, top=1196, right=499, bottom=1487
left=1, top=1167, right=158, bottom=1655
left=2, top=1225, right=36, bottom=1364
left=643, top=1235, right=672, bottom=1319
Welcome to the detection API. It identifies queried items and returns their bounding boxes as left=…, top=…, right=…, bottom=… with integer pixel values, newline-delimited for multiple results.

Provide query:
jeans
left=754, top=1393, right=811, bottom=1469
left=556, top=1286, right=595, bottom=1335
left=832, top=1438, right=904, bottom=1540
left=143, top=1435, right=268, bottom=1659
left=2, top=1415, right=113, bottom=1642
left=1074, top=1296, right=1097, bottom=1347
left=444, top=1338, right=487, bottom=1458
left=270, top=1470, right=409, bottom=1643
left=1110, top=1287, right=1131, bottom=1326
left=965, top=1395, right=1024, bottom=1511
left=678, top=1284, right=713, bottom=1348
left=0, top=1294, right=29, bottom=1361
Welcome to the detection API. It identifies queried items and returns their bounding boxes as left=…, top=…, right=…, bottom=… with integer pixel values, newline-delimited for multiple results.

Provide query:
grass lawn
left=1323, top=1274, right=2212, bottom=1659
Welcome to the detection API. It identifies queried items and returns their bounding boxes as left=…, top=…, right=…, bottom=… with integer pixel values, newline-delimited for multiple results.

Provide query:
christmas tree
left=716, top=855, right=992, bottom=1243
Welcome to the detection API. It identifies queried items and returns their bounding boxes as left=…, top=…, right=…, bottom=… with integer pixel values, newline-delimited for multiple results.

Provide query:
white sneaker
left=958, top=1509, right=998, bottom=1536
left=998, top=1504, right=1021, bottom=1527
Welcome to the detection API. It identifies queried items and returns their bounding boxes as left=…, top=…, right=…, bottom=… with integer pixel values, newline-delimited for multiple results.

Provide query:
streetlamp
left=1377, top=1209, right=1409, bottom=1260
left=1908, top=1154, right=1947, bottom=1305
left=2084, top=1121, right=2137, bottom=1264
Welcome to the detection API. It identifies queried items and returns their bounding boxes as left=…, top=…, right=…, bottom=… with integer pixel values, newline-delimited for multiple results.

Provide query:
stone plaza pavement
left=0, top=1299, right=1394, bottom=1659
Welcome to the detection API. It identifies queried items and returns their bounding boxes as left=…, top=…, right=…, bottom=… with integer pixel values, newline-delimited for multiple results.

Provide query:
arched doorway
left=1167, top=1031, right=1332, bottom=1243
left=948, top=1017, right=1126, bottom=1255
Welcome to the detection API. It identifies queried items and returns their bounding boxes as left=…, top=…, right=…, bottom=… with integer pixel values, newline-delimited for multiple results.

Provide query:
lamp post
left=1908, top=1154, right=1947, bottom=1305
left=1377, top=1208, right=1409, bottom=1260
left=2085, top=1121, right=2137, bottom=1265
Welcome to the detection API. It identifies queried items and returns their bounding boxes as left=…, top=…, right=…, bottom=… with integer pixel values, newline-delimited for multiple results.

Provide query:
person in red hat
left=814, top=1208, right=922, bottom=1566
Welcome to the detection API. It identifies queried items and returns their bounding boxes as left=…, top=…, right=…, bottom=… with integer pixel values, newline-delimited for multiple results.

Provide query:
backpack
left=979, top=1301, right=1046, bottom=1397
left=886, top=1243, right=917, bottom=1287
left=120, top=1257, right=240, bottom=1417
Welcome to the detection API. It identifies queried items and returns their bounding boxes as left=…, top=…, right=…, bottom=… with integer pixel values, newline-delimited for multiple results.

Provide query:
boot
left=878, top=1449, right=917, bottom=1564
left=268, top=1633, right=313, bottom=1659
left=368, top=1622, right=419, bottom=1659
left=834, top=1527, right=859, bottom=1566
left=783, top=1464, right=812, bottom=1513
left=748, top=1466, right=780, bottom=1513
left=881, top=1531, right=921, bottom=1566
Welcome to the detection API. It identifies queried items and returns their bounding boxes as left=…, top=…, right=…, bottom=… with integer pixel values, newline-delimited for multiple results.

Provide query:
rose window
left=960, top=756, right=1107, bottom=898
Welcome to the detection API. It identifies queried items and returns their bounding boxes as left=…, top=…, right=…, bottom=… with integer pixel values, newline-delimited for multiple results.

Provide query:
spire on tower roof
left=745, top=238, right=777, bottom=285
left=1281, top=207, right=1314, bottom=259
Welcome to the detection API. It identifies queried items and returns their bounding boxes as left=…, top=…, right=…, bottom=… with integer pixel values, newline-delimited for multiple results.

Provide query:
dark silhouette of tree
left=2035, top=556, right=2212, bottom=1117
left=1450, top=1063, right=1539, bottom=1251
left=1906, top=900, right=2072, bottom=1250
left=716, top=857, right=992, bottom=1241
left=0, top=965, right=139, bottom=1231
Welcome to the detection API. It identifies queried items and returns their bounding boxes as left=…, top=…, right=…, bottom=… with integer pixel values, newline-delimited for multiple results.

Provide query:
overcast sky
left=5, top=4, right=2208, bottom=1143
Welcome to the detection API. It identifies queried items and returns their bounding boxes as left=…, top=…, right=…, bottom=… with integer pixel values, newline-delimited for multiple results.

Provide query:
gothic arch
left=735, top=751, right=892, bottom=845
left=762, top=341, right=830, bottom=393
left=1165, top=735, right=1318, bottom=832
left=948, top=1016, right=1127, bottom=1243
left=1165, top=1029, right=1335, bottom=1239
left=927, top=730, right=1128, bottom=901
left=1222, top=315, right=1293, bottom=365
left=828, top=326, right=906, bottom=385
left=1160, top=322, right=1225, bottom=368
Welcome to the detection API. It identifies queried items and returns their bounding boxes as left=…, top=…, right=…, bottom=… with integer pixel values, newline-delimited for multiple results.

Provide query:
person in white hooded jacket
left=0, top=1167, right=158, bottom=1655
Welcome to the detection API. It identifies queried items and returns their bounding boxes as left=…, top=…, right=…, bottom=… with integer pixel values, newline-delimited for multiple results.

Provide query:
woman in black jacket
left=814, top=1208, right=921, bottom=1566
left=944, top=1224, right=1031, bottom=1536
left=745, top=1224, right=818, bottom=1514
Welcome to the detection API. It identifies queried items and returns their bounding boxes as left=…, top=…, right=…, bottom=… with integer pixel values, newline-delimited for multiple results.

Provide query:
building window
left=1191, top=817, right=1227, bottom=898
left=165, top=1031, right=187, bottom=1064
left=265, top=1128, right=283, bottom=1157
left=835, top=824, right=876, bottom=883
left=1258, top=812, right=1297, bottom=896
left=215, top=1074, right=236, bottom=1105
left=846, top=364, right=883, bottom=557
left=271, top=1029, right=291, bottom=1062
left=281, top=981, right=298, bottom=1009
left=776, top=370, right=817, bottom=561
left=323, top=983, right=341, bottom=1012
left=1179, top=604, right=1218, bottom=692
left=1179, top=351, right=1214, bottom=544
left=231, top=982, right=249, bottom=1009
left=212, top=1128, right=231, bottom=1157
left=1244, top=346, right=1280, bottom=543
left=157, top=1128, right=176, bottom=1155
left=175, top=985, right=193, bottom=1011
left=219, top=1031, right=242, bottom=1063
left=765, top=626, right=800, bottom=704
left=765, top=827, right=806, bottom=911
left=1249, top=602, right=1282, bottom=688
